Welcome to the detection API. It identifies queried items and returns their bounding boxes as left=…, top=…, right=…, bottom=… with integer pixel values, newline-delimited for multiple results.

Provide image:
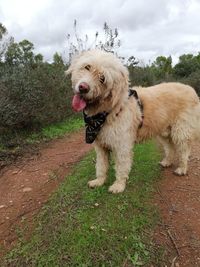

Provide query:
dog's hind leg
left=157, top=135, right=175, bottom=167
left=108, top=145, right=133, bottom=194
left=171, top=120, right=192, bottom=176
left=173, top=141, right=191, bottom=176
left=88, top=144, right=109, bottom=188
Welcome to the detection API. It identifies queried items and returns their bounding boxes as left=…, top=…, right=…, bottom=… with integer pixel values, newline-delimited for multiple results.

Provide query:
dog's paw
left=173, top=167, right=187, bottom=176
left=88, top=178, right=105, bottom=188
left=159, top=159, right=172, bottom=168
left=108, top=181, right=126, bottom=194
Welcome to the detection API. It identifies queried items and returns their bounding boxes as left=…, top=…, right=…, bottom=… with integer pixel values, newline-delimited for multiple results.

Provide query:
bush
left=128, top=66, right=155, bottom=87
left=180, top=69, right=200, bottom=96
left=0, top=63, right=73, bottom=130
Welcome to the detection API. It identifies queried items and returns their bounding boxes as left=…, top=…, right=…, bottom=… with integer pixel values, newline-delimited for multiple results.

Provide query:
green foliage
left=180, top=69, right=200, bottom=96
left=28, top=116, right=83, bottom=142
left=0, top=23, right=7, bottom=39
left=151, top=56, right=172, bottom=80
left=128, top=53, right=200, bottom=96
left=0, top=23, right=13, bottom=61
left=129, top=65, right=156, bottom=87
left=173, top=53, right=200, bottom=78
left=0, top=62, right=73, bottom=129
left=5, top=39, right=43, bottom=66
left=53, top=52, right=64, bottom=66
left=3, top=141, right=163, bottom=267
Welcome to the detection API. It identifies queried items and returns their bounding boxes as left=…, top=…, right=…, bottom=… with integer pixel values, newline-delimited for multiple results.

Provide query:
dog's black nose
left=78, top=82, right=90, bottom=94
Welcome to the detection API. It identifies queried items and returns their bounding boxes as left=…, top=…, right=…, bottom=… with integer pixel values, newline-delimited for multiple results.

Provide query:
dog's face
left=66, top=50, right=129, bottom=112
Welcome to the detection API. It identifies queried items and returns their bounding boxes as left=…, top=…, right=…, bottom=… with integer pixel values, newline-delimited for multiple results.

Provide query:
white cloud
left=1, top=0, right=200, bottom=63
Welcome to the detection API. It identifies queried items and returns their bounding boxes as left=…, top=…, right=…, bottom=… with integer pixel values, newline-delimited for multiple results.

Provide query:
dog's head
left=66, top=50, right=129, bottom=112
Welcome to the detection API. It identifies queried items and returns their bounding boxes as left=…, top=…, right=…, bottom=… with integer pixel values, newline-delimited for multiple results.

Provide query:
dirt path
left=0, top=131, right=200, bottom=266
left=154, top=143, right=200, bottom=267
left=0, top=129, right=92, bottom=254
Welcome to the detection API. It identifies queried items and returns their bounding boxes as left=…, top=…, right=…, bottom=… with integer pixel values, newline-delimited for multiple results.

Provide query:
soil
left=154, top=143, right=200, bottom=267
left=0, top=129, right=92, bottom=255
left=0, top=130, right=200, bottom=267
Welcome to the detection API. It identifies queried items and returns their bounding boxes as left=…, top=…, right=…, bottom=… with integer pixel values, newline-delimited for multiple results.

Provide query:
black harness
left=83, top=89, right=144, bottom=144
left=83, top=110, right=109, bottom=144
left=129, top=89, right=144, bottom=128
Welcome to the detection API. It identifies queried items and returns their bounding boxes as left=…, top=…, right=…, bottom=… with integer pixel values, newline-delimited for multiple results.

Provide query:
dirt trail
left=0, top=129, right=92, bottom=254
left=0, top=130, right=200, bottom=266
left=154, top=143, right=200, bottom=267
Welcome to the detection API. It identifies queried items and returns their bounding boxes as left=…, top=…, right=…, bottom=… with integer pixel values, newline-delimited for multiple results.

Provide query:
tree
left=5, top=39, right=43, bottom=66
left=34, top=53, right=43, bottom=64
left=4, top=41, right=22, bottom=65
left=18, top=39, right=34, bottom=65
left=0, top=23, right=7, bottom=39
left=151, top=56, right=172, bottom=80
left=53, top=52, right=64, bottom=66
left=173, top=53, right=200, bottom=78
left=0, top=23, right=12, bottom=62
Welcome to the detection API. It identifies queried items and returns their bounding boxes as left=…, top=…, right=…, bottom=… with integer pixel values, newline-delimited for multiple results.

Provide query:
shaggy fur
left=67, top=50, right=200, bottom=193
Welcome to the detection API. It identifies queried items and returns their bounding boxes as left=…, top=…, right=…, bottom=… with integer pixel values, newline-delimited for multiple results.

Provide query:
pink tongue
left=72, top=94, right=86, bottom=112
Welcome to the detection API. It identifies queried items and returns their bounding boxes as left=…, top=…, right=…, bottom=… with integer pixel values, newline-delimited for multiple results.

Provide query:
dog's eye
left=85, top=65, right=91, bottom=71
left=99, top=74, right=105, bottom=84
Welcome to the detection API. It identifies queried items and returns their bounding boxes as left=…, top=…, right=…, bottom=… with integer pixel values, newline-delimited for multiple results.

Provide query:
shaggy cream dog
left=67, top=50, right=200, bottom=193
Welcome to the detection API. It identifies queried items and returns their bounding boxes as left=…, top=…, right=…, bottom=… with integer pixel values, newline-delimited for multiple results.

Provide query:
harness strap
left=83, top=110, right=109, bottom=144
left=129, top=89, right=144, bottom=128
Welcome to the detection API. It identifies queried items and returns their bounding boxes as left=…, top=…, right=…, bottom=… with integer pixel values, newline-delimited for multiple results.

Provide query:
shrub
left=180, top=70, right=200, bottom=96
left=0, top=63, right=73, bottom=130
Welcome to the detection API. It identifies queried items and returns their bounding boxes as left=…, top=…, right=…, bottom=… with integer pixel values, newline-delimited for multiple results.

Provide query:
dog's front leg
left=109, top=146, right=133, bottom=193
left=88, top=144, right=109, bottom=188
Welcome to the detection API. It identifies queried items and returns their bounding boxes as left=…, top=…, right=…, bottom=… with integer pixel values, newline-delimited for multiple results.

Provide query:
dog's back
left=135, top=82, right=200, bottom=141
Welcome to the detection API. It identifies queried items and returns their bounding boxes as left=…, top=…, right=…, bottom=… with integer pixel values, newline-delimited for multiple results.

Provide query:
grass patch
left=0, top=116, right=84, bottom=168
left=0, top=116, right=83, bottom=150
left=3, top=141, right=163, bottom=267
left=27, top=116, right=83, bottom=143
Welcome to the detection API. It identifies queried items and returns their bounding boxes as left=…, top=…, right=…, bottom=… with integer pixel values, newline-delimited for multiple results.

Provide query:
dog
left=66, top=49, right=200, bottom=193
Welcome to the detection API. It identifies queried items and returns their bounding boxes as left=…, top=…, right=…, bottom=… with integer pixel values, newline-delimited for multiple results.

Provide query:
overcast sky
left=1, top=0, right=200, bottom=64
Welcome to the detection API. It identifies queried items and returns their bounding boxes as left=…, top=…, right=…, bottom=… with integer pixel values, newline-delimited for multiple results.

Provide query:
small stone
left=22, top=187, right=32, bottom=192
left=90, top=226, right=96, bottom=230
left=0, top=205, right=6, bottom=209
left=12, top=171, right=18, bottom=175
left=94, top=203, right=99, bottom=207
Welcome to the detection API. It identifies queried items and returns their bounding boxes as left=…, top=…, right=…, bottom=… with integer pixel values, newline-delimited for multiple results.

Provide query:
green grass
left=27, top=116, right=84, bottom=143
left=0, top=116, right=84, bottom=153
left=3, top=141, right=163, bottom=267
